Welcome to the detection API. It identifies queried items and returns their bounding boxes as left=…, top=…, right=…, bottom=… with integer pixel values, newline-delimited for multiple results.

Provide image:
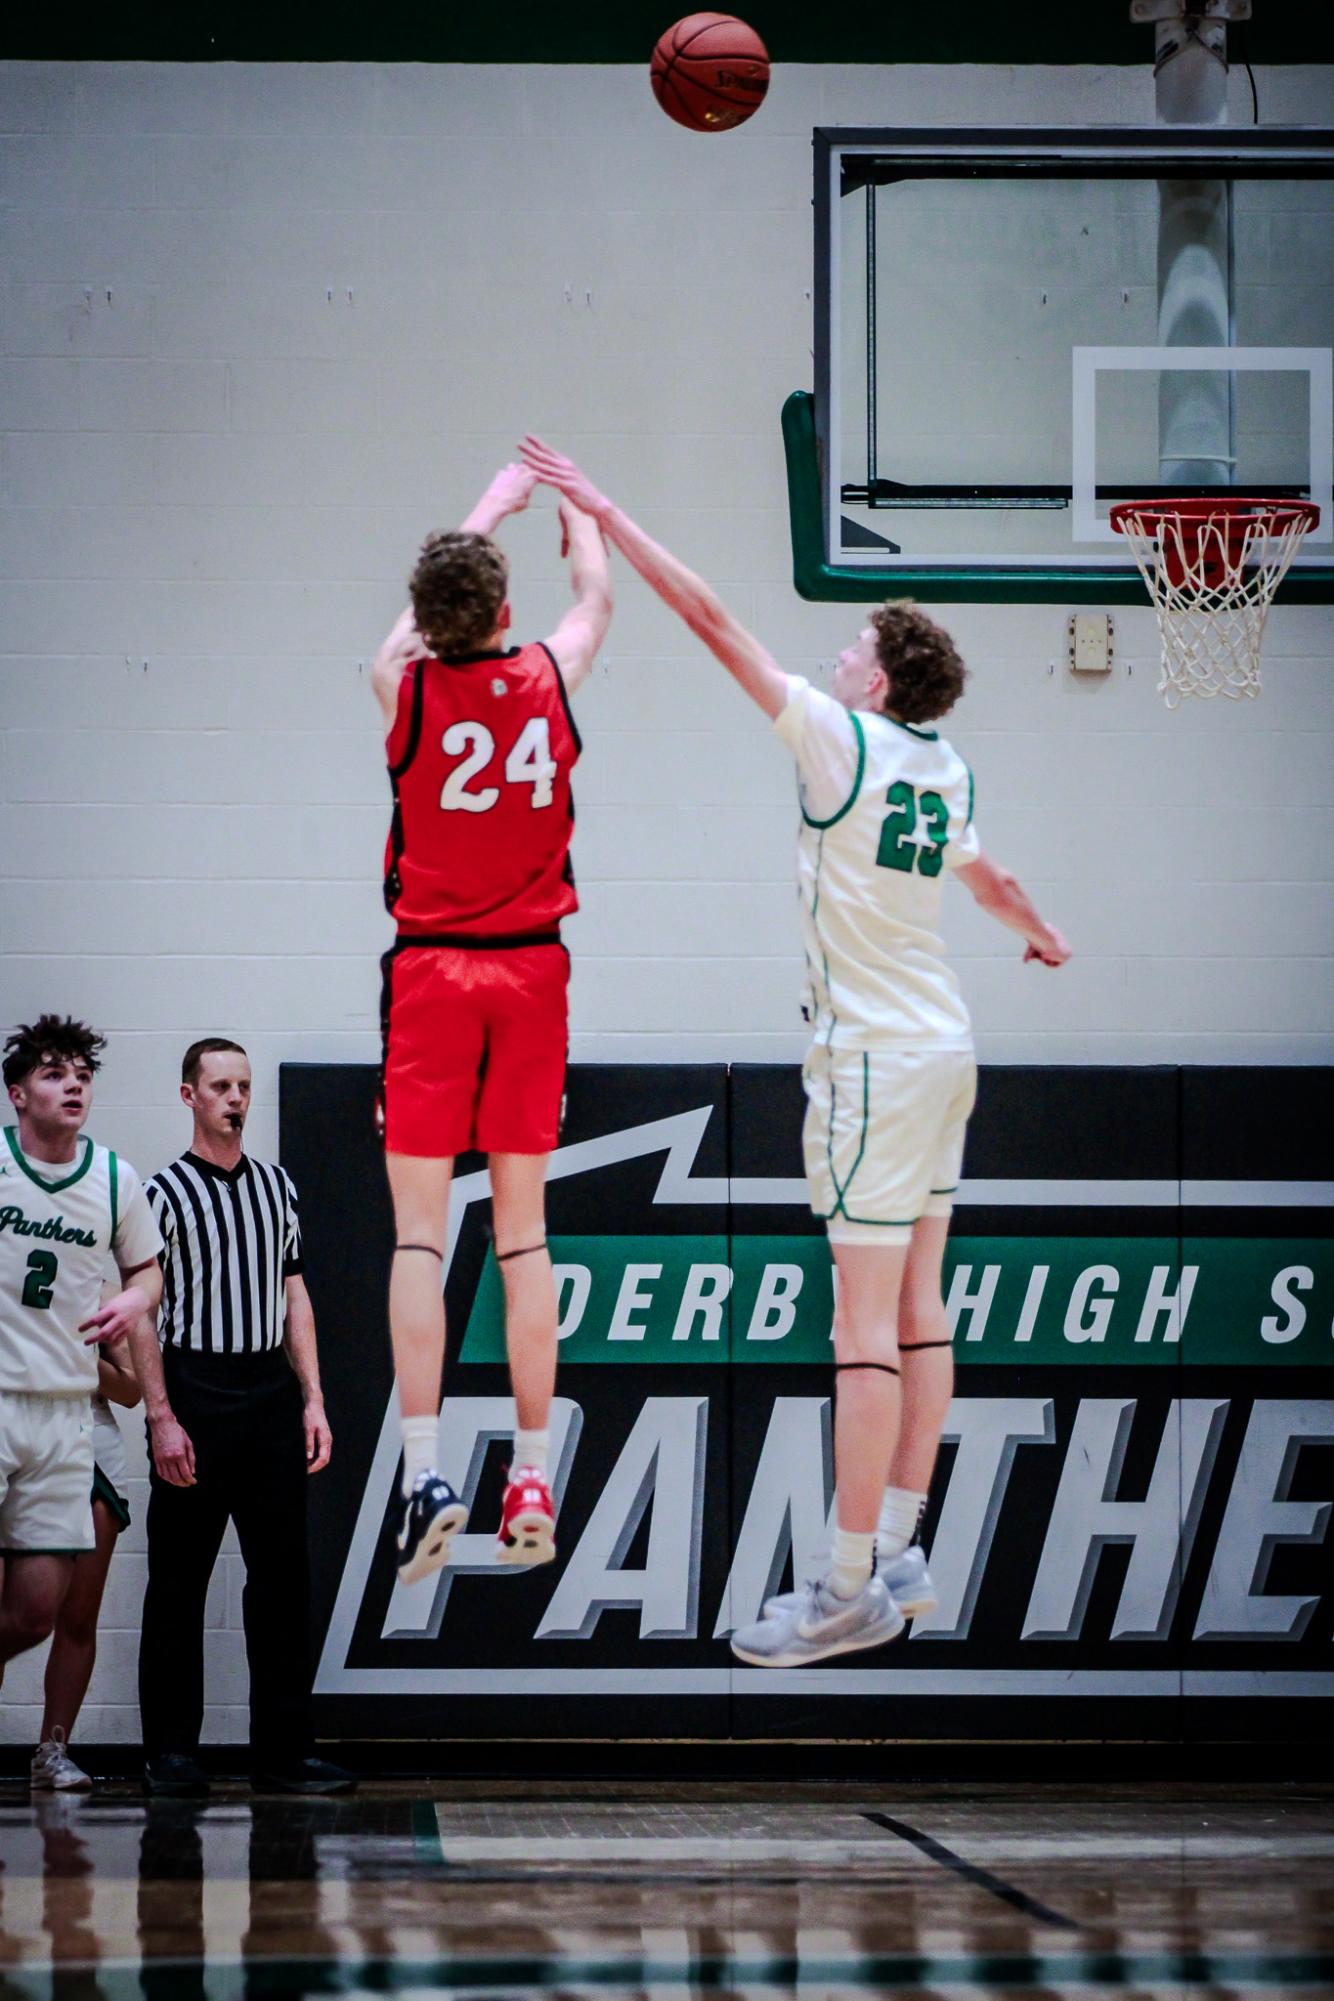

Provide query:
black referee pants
left=139, top=1347, right=313, bottom=1763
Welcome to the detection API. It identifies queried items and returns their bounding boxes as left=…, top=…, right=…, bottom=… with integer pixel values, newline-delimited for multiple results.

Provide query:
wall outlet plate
left=1068, top=612, right=1115, bottom=674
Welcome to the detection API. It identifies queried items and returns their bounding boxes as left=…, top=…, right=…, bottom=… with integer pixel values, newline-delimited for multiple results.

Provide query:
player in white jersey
left=1, top=1016, right=162, bottom=1689
left=30, top=1319, right=141, bottom=1790
left=521, top=438, right=1070, bottom=1666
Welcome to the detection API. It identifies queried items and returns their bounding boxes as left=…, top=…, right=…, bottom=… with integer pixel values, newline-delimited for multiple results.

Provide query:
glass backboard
left=796, top=128, right=1334, bottom=602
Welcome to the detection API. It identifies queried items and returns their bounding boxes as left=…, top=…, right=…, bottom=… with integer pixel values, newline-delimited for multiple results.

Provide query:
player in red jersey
left=370, top=465, right=612, bottom=1584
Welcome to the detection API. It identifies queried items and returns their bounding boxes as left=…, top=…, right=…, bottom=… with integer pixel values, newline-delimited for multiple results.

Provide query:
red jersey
left=384, top=643, right=581, bottom=940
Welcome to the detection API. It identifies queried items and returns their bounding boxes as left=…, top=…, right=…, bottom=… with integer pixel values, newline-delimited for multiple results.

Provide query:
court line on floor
left=863, top=1809, right=1080, bottom=1930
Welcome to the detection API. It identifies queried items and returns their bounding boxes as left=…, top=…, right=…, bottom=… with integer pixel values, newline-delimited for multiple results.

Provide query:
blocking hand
left=519, top=436, right=610, bottom=521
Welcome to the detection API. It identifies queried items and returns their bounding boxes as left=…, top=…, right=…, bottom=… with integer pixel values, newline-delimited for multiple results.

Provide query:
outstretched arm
left=371, top=466, right=538, bottom=731
left=955, top=851, right=1071, bottom=966
left=521, top=435, right=789, bottom=720
left=545, top=499, right=613, bottom=695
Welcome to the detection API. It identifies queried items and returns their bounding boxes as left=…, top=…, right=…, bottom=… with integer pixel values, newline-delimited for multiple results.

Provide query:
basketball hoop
left=1110, top=496, right=1319, bottom=707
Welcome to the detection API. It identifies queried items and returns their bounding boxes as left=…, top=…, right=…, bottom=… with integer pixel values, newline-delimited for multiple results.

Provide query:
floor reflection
left=0, top=1781, right=1328, bottom=2001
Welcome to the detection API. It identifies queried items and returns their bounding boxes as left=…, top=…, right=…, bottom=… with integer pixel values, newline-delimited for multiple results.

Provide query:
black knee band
left=834, top=1361, right=900, bottom=1377
left=496, top=1241, right=547, bottom=1264
left=395, top=1243, right=443, bottom=1259
left=899, top=1340, right=953, bottom=1352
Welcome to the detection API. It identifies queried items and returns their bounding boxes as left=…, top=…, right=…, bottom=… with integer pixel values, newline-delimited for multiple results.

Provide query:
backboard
left=793, top=127, right=1334, bottom=603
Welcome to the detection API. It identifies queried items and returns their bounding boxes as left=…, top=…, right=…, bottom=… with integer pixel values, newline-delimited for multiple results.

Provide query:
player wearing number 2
left=371, top=466, right=612, bottom=1585
left=520, top=436, right=1069, bottom=1667
left=1, top=1016, right=162, bottom=1686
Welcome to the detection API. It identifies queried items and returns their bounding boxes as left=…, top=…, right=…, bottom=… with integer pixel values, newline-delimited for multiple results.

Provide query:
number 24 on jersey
left=439, top=718, right=557, bottom=814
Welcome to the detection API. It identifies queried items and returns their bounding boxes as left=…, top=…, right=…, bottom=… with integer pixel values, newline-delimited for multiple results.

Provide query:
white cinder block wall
left=2, top=60, right=1331, bottom=1746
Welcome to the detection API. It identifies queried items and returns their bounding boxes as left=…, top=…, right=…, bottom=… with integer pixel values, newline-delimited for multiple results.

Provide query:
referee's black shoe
left=143, top=1751, right=210, bottom=1798
left=394, top=1470, right=469, bottom=1585
left=250, top=1756, right=356, bottom=1796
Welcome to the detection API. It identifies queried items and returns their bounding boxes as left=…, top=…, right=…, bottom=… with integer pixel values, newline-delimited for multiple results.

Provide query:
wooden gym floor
left=0, top=1778, right=1331, bottom=1996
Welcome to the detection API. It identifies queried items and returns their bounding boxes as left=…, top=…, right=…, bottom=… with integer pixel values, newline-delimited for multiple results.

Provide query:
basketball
left=650, top=12, right=770, bottom=132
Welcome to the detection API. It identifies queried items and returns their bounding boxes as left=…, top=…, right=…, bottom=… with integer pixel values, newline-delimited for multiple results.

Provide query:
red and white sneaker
left=498, top=1465, right=557, bottom=1566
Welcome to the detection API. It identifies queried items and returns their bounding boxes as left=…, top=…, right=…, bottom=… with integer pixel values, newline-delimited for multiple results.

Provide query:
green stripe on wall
left=8, top=2, right=1327, bottom=64
left=459, top=1234, right=1334, bottom=1368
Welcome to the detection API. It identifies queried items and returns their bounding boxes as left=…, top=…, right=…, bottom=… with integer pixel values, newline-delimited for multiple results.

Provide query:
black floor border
left=4, top=1740, right=1331, bottom=1784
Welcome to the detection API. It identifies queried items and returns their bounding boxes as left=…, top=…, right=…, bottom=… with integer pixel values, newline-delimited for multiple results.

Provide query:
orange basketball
left=650, top=13, right=771, bottom=133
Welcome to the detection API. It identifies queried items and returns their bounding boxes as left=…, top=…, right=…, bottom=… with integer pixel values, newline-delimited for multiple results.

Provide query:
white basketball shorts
left=802, top=1044, right=978, bottom=1246
left=0, top=1391, right=95, bottom=1554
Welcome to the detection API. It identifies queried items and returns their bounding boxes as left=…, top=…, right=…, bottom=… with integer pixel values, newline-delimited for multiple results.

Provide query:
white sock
left=878, top=1486, right=928, bottom=1560
left=400, top=1416, right=438, bottom=1497
left=827, top=1526, right=875, bottom=1600
left=512, top=1428, right=549, bottom=1476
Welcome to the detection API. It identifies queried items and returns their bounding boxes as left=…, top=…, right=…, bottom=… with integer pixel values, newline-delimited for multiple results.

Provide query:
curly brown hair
left=870, top=601, right=968, bottom=724
left=3, top=1014, right=107, bottom=1089
left=408, top=531, right=509, bottom=661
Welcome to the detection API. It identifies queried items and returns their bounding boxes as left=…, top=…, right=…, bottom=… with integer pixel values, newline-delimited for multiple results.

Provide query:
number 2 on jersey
left=876, top=781, right=949, bottom=878
left=21, top=1248, right=58, bottom=1311
left=440, top=718, right=556, bottom=814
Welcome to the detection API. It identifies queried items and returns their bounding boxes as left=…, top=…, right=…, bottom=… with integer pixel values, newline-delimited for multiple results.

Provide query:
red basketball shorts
left=381, top=940, right=570, bottom=1157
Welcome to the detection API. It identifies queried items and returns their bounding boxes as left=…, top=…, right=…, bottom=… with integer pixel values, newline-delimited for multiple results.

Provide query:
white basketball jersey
left=0, top=1127, right=159, bottom=1395
left=774, top=678, right=979, bottom=1051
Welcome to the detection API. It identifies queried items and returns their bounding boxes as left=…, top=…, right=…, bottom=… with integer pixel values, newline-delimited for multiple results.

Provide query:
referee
left=128, top=1038, right=352, bottom=1797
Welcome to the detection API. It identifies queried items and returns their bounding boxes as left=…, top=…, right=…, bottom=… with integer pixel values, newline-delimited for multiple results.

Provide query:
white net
left=1111, top=502, right=1317, bottom=709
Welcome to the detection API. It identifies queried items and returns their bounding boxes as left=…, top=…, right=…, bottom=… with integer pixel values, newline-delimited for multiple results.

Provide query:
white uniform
left=773, top=676, right=980, bottom=1245
left=0, top=1125, right=159, bottom=1552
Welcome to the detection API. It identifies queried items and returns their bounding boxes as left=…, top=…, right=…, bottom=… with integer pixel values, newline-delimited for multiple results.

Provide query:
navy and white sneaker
left=732, top=1574, right=904, bottom=1667
left=394, top=1471, right=468, bottom=1585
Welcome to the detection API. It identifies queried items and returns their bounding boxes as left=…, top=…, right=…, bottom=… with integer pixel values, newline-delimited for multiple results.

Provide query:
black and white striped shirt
left=147, top=1153, right=303, bottom=1355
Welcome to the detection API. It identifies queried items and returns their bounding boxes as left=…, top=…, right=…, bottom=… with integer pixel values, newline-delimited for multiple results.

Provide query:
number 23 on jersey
left=877, top=780, right=949, bottom=877
left=439, top=717, right=557, bottom=814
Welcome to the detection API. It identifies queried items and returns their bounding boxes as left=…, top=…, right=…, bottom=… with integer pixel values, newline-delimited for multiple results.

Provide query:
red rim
left=1110, top=496, right=1320, bottom=536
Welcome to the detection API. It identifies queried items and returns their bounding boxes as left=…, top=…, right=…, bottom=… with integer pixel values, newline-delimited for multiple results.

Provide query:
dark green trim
left=803, top=833, right=838, bottom=1041
left=827, top=1052, right=872, bottom=1219
left=108, top=1151, right=119, bottom=1241
left=782, top=390, right=1334, bottom=606
left=800, top=711, right=865, bottom=829
left=6, top=3, right=1325, bottom=62
left=814, top=1215, right=917, bottom=1227
left=964, top=766, right=975, bottom=830
left=3, top=1126, right=94, bottom=1196
left=822, top=1053, right=841, bottom=1215
left=832, top=1215, right=920, bottom=1227
left=0, top=1546, right=87, bottom=1557
left=930, top=1185, right=959, bottom=1195
left=886, top=715, right=938, bottom=742
left=91, top=1463, right=131, bottom=1533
